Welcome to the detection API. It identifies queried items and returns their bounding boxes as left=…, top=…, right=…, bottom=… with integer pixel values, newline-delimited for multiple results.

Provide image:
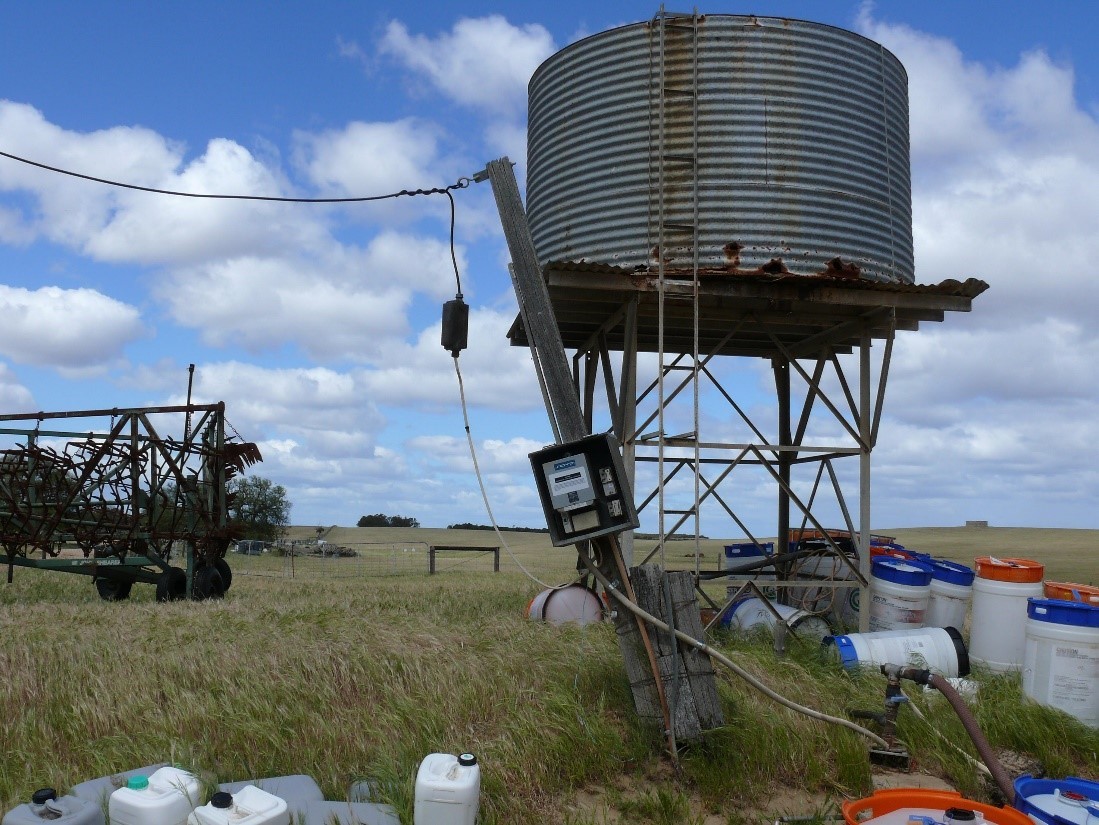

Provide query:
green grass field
left=1, top=527, right=1096, bottom=824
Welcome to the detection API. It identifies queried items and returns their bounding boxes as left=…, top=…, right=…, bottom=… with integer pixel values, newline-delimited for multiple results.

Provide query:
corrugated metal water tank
left=526, top=15, right=914, bottom=283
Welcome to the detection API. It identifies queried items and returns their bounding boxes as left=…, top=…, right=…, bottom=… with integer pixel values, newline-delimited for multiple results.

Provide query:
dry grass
left=1, top=526, right=1097, bottom=824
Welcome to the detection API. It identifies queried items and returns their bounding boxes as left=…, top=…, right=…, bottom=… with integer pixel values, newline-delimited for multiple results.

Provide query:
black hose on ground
left=886, top=665, right=1015, bottom=802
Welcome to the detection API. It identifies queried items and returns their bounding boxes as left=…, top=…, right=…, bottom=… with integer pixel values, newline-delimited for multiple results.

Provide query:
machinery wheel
left=213, top=557, right=232, bottom=592
left=95, top=578, right=133, bottom=601
left=155, top=567, right=187, bottom=602
left=192, top=565, right=225, bottom=601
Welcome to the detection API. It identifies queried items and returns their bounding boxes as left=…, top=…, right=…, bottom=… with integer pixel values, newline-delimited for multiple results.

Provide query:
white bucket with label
left=1022, top=598, right=1099, bottom=728
left=969, top=557, right=1044, bottom=673
left=925, top=560, right=975, bottom=631
left=823, top=626, right=970, bottom=677
left=526, top=584, right=603, bottom=626
left=109, top=767, right=201, bottom=825
left=869, top=558, right=933, bottom=631
left=724, top=597, right=832, bottom=643
left=188, top=787, right=289, bottom=825
left=414, top=753, right=480, bottom=825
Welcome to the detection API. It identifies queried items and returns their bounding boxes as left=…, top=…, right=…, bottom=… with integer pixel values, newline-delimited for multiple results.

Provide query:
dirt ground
left=568, top=767, right=957, bottom=824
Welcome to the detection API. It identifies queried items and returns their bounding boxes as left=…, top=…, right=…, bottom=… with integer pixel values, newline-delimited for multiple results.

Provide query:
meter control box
left=530, top=433, right=640, bottom=546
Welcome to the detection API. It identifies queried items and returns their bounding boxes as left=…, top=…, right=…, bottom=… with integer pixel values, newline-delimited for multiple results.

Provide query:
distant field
left=283, top=524, right=1097, bottom=585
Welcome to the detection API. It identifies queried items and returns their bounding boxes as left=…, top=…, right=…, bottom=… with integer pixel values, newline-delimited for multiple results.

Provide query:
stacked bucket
left=822, top=551, right=1099, bottom=729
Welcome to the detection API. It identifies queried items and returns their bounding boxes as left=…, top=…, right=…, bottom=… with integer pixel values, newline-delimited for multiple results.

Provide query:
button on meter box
left=530, top=433, right=639, bottom=546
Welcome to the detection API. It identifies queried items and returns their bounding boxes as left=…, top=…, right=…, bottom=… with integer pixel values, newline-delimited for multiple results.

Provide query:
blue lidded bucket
left=925, top=559, right=975, bottom=630
left=1022, top=599, right=1099, bottom=727
left=869, top=558, right=934, bottom=631
left=1013, top=775, right=1099, bottom=825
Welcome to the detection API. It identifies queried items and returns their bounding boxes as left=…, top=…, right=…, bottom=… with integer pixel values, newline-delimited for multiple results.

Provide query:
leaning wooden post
left=476, top=157, right=722, bottom=746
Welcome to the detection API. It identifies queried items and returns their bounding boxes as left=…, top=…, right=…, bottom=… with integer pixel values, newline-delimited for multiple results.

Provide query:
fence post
left=493, top=548, right=499, bottom=573
left=429, top=546, right=436, bottom=575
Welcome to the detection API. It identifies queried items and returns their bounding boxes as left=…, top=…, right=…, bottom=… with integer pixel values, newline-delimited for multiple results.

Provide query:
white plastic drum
left=1022, top=598, right=1099, bottom=728
left=414, top=753, right=480, bottom=825
left=788, top=551, right=860, bottom=628
left=109, top=768, right=201, bottom=825
left=724, top=597, right=832, bottom=643
left=925, top=560, right=975, bottom=631
left=722, top=542, right=776, bottom=600
left=526, top=584, right=604, bottom=626
left=188, top=787, right=288, bottom=825
left=824, top=626, right=970, bottom=677
left=869, top=558, right=933, bottom=632
left=969, top=557, right=1044, bottom=673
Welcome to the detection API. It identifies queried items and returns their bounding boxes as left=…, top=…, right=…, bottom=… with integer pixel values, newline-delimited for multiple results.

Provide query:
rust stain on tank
left=723, top=242, right=743, bottom=269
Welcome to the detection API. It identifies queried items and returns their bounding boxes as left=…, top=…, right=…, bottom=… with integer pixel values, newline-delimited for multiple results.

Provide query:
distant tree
left=356, top=513, right=419, bottom=528
left=228, top=476, right=291, bottom=542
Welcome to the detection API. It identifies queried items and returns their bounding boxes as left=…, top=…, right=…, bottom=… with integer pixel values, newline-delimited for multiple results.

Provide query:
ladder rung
left=664, top=508, right=696, bottom=516
left=662, top=154, right=696, bottom=164
left=662, top=222, right=696, bottom=232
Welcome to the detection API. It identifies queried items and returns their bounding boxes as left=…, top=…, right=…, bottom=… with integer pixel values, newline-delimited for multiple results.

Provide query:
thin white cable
left=453, top=357, right=574, bottom=592
left=583, top=557, right=890, bottom=749
left=900, top=688, right=993, bottom=777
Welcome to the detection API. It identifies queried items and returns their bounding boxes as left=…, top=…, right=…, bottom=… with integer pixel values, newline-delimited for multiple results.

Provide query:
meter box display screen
left=530, top=433, right=639, bottom=546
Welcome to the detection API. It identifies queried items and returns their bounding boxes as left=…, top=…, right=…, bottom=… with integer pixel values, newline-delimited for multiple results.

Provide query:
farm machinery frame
left=0, top=402, right=261, bottom=601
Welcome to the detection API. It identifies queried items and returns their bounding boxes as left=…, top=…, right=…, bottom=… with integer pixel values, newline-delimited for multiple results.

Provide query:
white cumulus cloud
left=0, top=285, right=146, bottom=368
left=380, top=16, right=554, bottom=118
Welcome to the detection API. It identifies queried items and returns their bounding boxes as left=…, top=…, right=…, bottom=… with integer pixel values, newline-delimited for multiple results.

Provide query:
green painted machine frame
left=0, top=402, right=261, bottom=600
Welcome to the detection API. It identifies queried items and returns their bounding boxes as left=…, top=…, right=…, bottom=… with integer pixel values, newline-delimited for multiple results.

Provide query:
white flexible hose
left=453, top=358, right=574, bottom=592
left=582, top=557, right=890, bottom=749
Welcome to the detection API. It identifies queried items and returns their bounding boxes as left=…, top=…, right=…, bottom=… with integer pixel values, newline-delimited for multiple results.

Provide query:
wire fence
left=229, top=541, right=502, bottom=580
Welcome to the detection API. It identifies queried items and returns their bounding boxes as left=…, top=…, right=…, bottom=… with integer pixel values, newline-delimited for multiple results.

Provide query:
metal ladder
left=650, top=7, right=702, bottom=571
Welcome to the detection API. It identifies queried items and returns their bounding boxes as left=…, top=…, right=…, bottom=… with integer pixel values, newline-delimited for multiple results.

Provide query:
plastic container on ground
left=189, top=787, right=288, bottom=825
left=108, top=766, right=202, bottom=825
left=526, top=584, right=603, bottom=626
left=1021, top=598, right=1099, bottom=728
left=1043, top=581, right=1099, bottom=606
left=723, top=596, right=831, bottom=643
left=869, top=558, right=933, bottom=631
left=842, top=788, right=1033, bottom=825
left=1013, top=775, right=1099, bottom=825
left=303, top=802, right=399, bottom=825
left=70, top=764, right=168, bottom=805
left=722, top=542, right=776, bottom=599
left=824, top=626, right=970, bottom=677
left=969, top=557, right=1045, bottom=673
left=3, top=789, right=105, bottom=825
left=926, top=560, right=975, bottom=631
left=787, top=551, right=861, bottom=628
left=217, top=776, right=322, bottom=819
left=414, top=753, right=480, bottom=825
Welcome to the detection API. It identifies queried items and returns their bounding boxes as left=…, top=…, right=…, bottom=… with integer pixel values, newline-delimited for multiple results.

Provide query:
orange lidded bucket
left=842, top=789, right=1033, bottom=825
left=1043, top=580, right=1099, bottom=606
left=974, top=556, right=1044, bottom=583
left=970, top=557, right=1045, bottom=673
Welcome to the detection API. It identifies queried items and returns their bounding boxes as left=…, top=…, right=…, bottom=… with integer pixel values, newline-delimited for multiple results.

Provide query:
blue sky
left=1, top=2, right=1097, bottom=533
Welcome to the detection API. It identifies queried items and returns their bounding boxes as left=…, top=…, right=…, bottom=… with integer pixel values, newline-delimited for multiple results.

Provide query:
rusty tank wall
left=526, top=15, right=913, bottom=283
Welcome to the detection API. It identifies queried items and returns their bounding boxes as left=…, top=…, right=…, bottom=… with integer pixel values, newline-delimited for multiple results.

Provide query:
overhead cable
left=0, top=148, right=470, bottom=203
